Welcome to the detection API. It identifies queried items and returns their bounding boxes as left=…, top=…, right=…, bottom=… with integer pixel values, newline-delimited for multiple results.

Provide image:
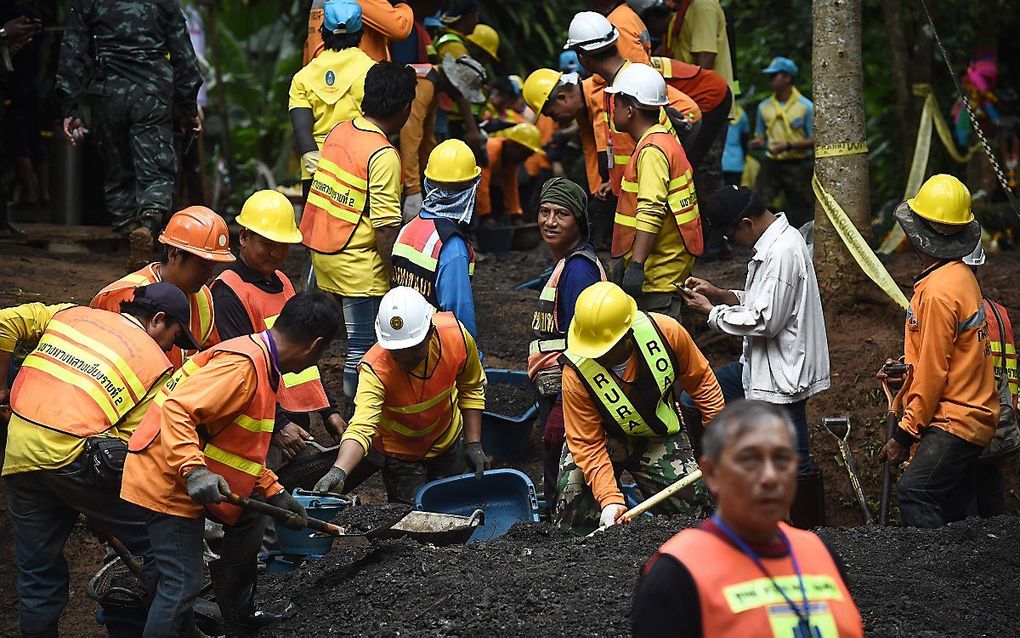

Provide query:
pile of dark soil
left=485, top=383, right=537, bottom=417
left=261, top=516, right=1020, bottom=637
left=332, top=504, right=411, bottom=533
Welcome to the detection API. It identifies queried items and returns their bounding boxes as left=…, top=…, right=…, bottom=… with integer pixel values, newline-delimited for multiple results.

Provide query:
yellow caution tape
left=879, top=84, right=982, bottom=253
left=812, top=174, right=911, bottom=310
left=815, top=141, right=869, bottom=159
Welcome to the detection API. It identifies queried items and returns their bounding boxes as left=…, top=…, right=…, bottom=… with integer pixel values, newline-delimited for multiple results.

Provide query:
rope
left=918, top=0, right=1020, bottom=220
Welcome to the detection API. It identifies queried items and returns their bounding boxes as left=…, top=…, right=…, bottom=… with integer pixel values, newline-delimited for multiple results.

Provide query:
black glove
left=185, top=467, right=229, bottom=505
left=621, top=262, right=645, bottom=297
left=464, top=442, right=490, bottom=479
left=313, top=466, right=347, bottom=494
left=267, top=490, right=309, bottom=531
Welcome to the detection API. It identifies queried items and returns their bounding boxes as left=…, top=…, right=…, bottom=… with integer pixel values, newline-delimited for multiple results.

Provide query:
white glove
left=402, top=191, right=423, bottom=223
left=599, top=503, right=627, bottom=529
left=301, top=150, right=321, bottom=175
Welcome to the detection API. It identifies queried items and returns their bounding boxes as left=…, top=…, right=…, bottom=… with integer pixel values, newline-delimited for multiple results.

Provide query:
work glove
left=621, top=262, right=645, bottom=297
left=313, top=466, right=347, bottom=494
left=599, top=503, right=627, bottom=529
left=402, top=191, right=423, bottom=223
left=301, top=150, right=321, bottom=175
left=186, top=467, right=229, bottom=505
left=464, top=441, right=490, bottom=479
left=267, top=490, right=310, bottom=531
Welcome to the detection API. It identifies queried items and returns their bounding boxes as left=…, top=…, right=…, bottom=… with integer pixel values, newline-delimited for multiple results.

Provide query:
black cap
left=702, top=185, right=766, bottom=231
left=132, top=283, right=200, bottom=350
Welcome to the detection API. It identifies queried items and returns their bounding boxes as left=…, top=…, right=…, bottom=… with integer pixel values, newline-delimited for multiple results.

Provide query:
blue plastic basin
left=482, top=368, right=538, bottom=460
left=275, top=490, right=349, bottom=556
left=415, top=469, right=540, bottom=544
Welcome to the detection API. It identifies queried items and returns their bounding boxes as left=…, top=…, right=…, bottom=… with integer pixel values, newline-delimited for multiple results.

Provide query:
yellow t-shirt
left=288, top=47, right=377, bottom=149
left=0, top=303, right=171, bottom=475
left=312, top=118, right=403, bottom=297
left=630, top=126, right=694, bottom=293
left=670, top=0, right=735, bottom=112
left=342, top=324, right=486, bottom=459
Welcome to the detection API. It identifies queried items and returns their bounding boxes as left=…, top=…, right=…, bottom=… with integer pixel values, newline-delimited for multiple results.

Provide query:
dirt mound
left=333, top=504, right=411, bottom=533
left=485, top=383, right=538, bottom=417
left=260, top=515, right=1020, bottom=636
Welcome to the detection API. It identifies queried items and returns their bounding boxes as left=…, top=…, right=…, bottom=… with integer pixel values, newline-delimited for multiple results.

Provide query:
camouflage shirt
left=55, top=0, right=201, bottom=117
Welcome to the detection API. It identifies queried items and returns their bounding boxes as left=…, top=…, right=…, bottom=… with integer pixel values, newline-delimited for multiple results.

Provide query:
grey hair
left=701, top=400, right=798, bottom=464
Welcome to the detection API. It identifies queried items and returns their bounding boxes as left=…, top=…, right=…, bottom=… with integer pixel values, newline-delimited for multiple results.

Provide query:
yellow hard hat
left=498, top=123, right=545, bottom=155
left=906, top=174, right=974, bottom=225
left=467, top=24, right=500, bottom=61
left=566, top=281, right=638, bottom=359
left=523, top=68, right=563, bottom=114
left=424, top=139, right=482, bottom=183
left=236, top=190, right=303, bottom=244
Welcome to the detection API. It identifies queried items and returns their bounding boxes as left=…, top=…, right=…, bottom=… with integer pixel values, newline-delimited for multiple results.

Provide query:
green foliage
left=480, top=0, right=585, bottom=74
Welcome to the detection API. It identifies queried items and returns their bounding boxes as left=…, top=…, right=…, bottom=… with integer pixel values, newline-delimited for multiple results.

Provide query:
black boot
left=210, top=562, right=290, bottom=635
left=789, top=469, right=826, bottom=529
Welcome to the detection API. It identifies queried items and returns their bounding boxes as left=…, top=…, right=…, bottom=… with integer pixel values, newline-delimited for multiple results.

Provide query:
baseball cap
left=132, top=283, right=200, bottom=350
left=762, top=56, right=798, bottom=76
left=702, top=185, right=766, bottom=231
left=323, top=0, right=363, bottom=35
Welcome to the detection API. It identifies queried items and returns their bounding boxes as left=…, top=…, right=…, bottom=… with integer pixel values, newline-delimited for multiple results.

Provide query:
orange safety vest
left=91, top=263, right=216, bottom=370
left=613, top=128, right=703, bottom=258
left=301, top=119, right=393, bottom=254
left=129, top=335, right=278, bottom=525
left=651, top=56, right=729, bottom=113
left=528, top=246, right=606, bottom=378
left=985, top=298, right=1019, bottom=409
left=648, top=523, right=864, bottom=638
left=211, top=269, right=330, bottom=413
left=391, top=216, right=476, bottom=308
left=358, top=312, right=468, bottom=461
left=10, top=307, right=172, bottom=437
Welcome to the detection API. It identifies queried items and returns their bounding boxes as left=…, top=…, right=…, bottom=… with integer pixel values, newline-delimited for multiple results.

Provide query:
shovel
left=821, top=417, right=873, bottom=525
left=878, top=362, right=911, bottom=526
left=588, top=469, right=703, bottom=536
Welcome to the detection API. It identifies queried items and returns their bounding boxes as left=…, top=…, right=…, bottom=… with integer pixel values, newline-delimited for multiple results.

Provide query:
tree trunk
left=881, top=0, right=914, bottom=167
left=812, top=0, right=870, bottom=304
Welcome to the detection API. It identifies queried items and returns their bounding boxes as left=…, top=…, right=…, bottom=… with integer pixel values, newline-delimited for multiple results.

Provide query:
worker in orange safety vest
left=91, top=205, right=235, bottom=370
left=303, top=0, right=413, bottom=64
left=476, top=123, right=545, bottom=225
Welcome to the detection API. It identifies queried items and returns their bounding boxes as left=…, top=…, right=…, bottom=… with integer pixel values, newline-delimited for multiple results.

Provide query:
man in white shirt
left=678, top=185, right=830, bottom=527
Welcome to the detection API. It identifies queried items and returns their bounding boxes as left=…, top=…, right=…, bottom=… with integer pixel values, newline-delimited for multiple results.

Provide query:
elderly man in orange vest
left=91, top=206, right=235, bottom=369
left=633, top=401, right=864, bottom=637
left=121, top=292, right=341, bottom=636
left=0, top=283, right=196, bottom=637
left=314, top=287, right=489, bottom=504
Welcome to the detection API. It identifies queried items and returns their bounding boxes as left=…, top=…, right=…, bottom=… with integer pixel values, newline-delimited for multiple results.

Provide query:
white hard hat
left=604, top=63, right=669, bottom=107
left=963, top=241, right=986, bottom=266
left=564, top=11, right=619, bottom=53
left=375, top=287, right=435, bottom=350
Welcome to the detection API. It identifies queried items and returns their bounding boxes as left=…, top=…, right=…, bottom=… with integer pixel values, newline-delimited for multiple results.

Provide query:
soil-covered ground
left=260, top=514, right=1020, bottom=637
left=2, top=234, right=1020, bottom=635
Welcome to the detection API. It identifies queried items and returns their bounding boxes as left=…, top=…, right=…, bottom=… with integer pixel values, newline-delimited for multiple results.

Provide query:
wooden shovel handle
left=619, top=469, right=704, bottom=523
left=223, top=491, right=343, bottom=536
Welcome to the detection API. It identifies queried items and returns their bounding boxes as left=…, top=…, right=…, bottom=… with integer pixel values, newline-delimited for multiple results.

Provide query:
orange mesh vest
left=985, top=298, right=1019, bottom=409
left=391, top=216, right=475, bottom=308
left=211, top=269, right=329, bottom=412
left=613, top=128, right=703, bottom=258
left=301, top=119, right=392, bottom=254
left=91, top=263, right=216, bottom=370
left=648, top=523, right=864, bottom=638
left=129, top=335, right=278, bottom=525
left=10, top=307, right=172, bottom=437
left=358, top=313, right=468, bottom=461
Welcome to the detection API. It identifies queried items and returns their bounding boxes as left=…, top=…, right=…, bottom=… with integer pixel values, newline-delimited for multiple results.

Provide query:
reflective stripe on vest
left=10, top=307, right=171, bottom=437
left=986, top=299, right=1019, bottom=409
left=301, top=120, right=391, bottom=254
left=213, top=269, right=330, bottom=412
left=359, top=313, right=469, bottom=460
left=648, top=523, right=864, bottom=638
left=562, top=313, right=680, bottom=437
left=391, top=216, right=476, bottom=308
left=613, top=129, right=703, bottom=258
left=529, top=247, right=606, bottom=356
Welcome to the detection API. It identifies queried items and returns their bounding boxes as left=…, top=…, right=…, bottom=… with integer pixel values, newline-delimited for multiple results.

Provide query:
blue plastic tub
left=415, top=469, right=540, bottom=544
left=482, top=368, right=538, bottom=460
left=275, top=490, right=350, bottom=556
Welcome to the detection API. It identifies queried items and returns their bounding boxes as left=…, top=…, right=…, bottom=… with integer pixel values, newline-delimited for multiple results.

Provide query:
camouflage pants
left=553, top=430, right=707, bottom=533
left=380, top=436, right=466, bottom=505
left=91, top=85, right=176, bottom=232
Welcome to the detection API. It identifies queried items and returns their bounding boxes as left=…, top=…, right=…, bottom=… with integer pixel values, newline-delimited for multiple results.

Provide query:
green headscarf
left=539, top=177, right=589, bottom=239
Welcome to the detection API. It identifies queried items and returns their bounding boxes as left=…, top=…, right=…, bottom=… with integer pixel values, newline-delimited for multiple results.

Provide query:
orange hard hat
left=158, top=206, right=235, bottom=263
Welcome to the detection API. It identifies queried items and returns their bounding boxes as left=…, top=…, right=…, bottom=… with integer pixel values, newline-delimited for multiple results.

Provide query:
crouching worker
left=555, top=281, right=723, bottom=533
left=633, top=401, right=863, bottom=637
left=314, top=287, right=489, bottom=503
left=121, top=292, right=341, bottom=636
left=0, top=283, right=193, bottom=637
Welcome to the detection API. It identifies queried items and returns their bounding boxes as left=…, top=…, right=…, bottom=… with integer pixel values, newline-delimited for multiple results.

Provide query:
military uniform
left=55, top=0, right=201, bottom=233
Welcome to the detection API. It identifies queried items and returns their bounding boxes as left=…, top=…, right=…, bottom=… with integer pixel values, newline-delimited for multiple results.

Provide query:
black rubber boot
left=789, top=469, right=826, bottom=529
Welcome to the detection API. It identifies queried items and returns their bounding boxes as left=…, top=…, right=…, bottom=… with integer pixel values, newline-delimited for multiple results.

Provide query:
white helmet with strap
left=563, top=11, right=619, bottom=53
left=604, top=62, right=669, bottom=108
left=375, top=287, right=435, bottom=350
